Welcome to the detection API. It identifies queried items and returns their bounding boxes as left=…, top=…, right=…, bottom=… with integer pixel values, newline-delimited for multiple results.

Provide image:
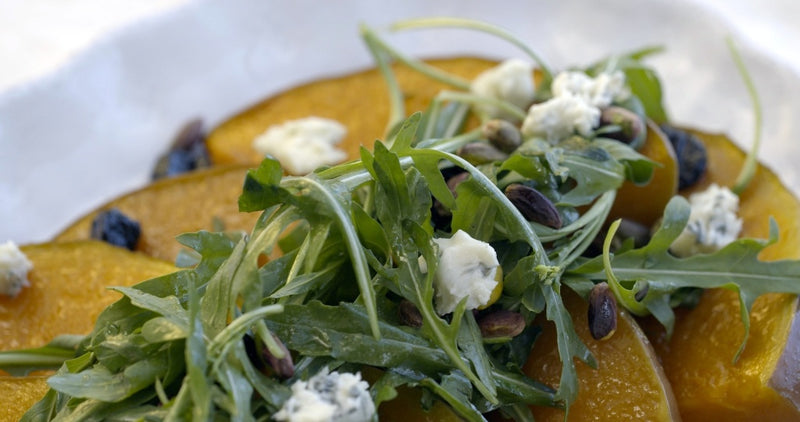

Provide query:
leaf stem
left=603, top=220, right=649, bottom=315
left=728, top=36, right=763, bottom=195
left=436, top=90, right=528, bottom=122
left=361, top=25, right=405, bottom=137
left=281, top=177, right=381, bottom=339
left=391, top=17, right=553, bottom=82
left=361, top=24, right=472, bottom=91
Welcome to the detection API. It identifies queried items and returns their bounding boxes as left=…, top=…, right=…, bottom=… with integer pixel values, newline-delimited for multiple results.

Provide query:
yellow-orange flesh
left=206, top=58, right=499, bottom=166
left=55, top=165, right=259, bottom=263
left=642, top=131, right=800, bottom=421
left=0, top=241, right=176, bottom=421
left=524, top=289, right=678, bottom=421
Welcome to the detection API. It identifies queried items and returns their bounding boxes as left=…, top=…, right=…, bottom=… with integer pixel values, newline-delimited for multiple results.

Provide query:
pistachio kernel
left=483, top=119, right=523, bottom=153
left=457, top=142, right=509, bottom=165
left=634, top=280, right=650, bottom=302
left=588, top=282, right=618, bottom=341
left=244, top=333, right=295, bottom=378
left=477, top=309, right=526, bottom=339
left=504, top=183, right=563, bottom=229
left=616, top=218, right=652, bottom=249
left=262, top=332, right=295, bottom=378
left=599, top=106, right=646, bottom=149
left=399, top=299, right=423, bottom=328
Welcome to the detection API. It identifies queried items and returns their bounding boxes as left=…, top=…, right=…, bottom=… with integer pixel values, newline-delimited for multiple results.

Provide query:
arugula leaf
left=457, top=311, right=498, bottom=401
left=46, top=354, right=168, bottom=402
left=0, top=335, right=81, bottom=376
left=266, top=301, right=453, bottom=373
left=566, top=196, right=800, bottom=359
left=592, top=138, right=657, bottom=185
left=556, top=138, right=625, bottom=207
left=186, top=269, right=212, bottom=420
left=420, top=372, right=484, bottom=422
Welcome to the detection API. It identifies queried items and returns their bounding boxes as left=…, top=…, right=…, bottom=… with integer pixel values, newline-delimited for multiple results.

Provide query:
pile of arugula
left=4, top=18, right=800, bottom=422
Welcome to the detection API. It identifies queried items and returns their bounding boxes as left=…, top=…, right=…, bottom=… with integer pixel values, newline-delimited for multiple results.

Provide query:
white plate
left=2, top=0, right=800, bottom=244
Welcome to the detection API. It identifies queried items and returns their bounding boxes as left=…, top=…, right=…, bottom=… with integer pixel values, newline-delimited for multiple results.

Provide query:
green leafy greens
left=3, top=16, right=800, bottom=422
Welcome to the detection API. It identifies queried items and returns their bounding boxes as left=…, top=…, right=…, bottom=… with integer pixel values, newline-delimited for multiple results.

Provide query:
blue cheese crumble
left=431, top=230, right=499, bottom=315
left=551, top=70, right=629, bottom=108
left=273, top=368, right=375, bottom=422
left=470, top=58, right=536, bottom=120
left=670, top=183, right=743, bottom=257
left=253, top=117, right=348, bottom=175
left=521, top=70, right=628, bottom=142
left=0, top=241, right=33, bottom=297
left=521, top=95, right=600, bottom=141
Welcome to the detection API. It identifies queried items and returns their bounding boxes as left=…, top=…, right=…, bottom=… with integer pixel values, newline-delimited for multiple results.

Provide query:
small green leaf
left=47, top=356, right=167, bottom=402
left=238, top=158, right=285, bottom=212
left=388, top=112, right=422, bottom=151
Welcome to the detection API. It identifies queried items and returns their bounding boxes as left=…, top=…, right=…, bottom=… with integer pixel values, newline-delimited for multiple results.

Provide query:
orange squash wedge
left=0, top=241, right=176, bottom=421
left=524, top=288, right=679, bottom=421
left=206, top=58, right=499, bottom=166
left=642, top=130, right=800, bottom=421
left=609, top=121, right=679, bottom=226
left=54, top=165, right=259, bottom=263
left=0, top=375, right=51, bottom=422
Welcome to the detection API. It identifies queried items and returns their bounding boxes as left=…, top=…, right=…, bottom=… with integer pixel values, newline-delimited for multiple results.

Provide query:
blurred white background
left=1, top=0, right=798, bottom=92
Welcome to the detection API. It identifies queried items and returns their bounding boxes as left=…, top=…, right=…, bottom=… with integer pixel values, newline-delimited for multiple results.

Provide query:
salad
left=3, top=17, right=800, bottom=421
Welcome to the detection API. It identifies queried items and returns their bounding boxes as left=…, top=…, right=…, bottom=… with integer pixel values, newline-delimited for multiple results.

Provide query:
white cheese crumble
left=521, top=70, right=628, bottom=142
left=670, top=184, right=743, bottom=257
left=470, top=59, right=536, bottom=120
left=0, top=241, right=33, bottom=297
left=551, top=70, right=629, bottom=108
left=431, top=230, right=499, bottom=315
left=273, top=368, right=375, bottom=422
left=253, top=117, right=348, bottom=175
left=521, top=95, right=600, bottom=142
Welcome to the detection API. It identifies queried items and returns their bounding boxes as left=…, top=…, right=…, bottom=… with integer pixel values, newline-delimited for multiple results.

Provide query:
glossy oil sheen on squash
left=55, top=165, right=259, bottom=262
left=0, top=241, right=177, bottom=421
left=524, top=289, right=679, bottom=421
left=642, top=130, right=800, bottom=421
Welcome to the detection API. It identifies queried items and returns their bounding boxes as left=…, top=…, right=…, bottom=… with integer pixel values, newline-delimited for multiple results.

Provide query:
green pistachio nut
left=457, top=142, right=509, bottom=165
left=483, top=119, right=523, bottom=153
left=477, top=309, right=525, bottom=339
left=599, top=106, right=646, bottom=149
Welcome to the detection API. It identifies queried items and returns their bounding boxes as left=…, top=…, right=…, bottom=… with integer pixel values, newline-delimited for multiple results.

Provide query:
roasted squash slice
left=0, top=241, right=176, bottom=421
left=206, top=58, right=498, bottom=166
left=609, top=121, right=679, bottom=226
left=55, top=165, right=259, bottom=263
left=642, top=130, right=800, bottom=421
left=524, top=288, right=679, bottom=421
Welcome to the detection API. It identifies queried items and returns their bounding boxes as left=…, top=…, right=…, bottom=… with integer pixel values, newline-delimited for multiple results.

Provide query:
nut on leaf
left=478, top=309, right=526, bottom=339
left=504, top=183, right=563, bottom=229
left=399, top=299, right=423, bottom=328
left=483, top=119, right=522, bottom=153
left=457, top=142, right=509, bottom=165
left=600, top=106, right=646, bottom=149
